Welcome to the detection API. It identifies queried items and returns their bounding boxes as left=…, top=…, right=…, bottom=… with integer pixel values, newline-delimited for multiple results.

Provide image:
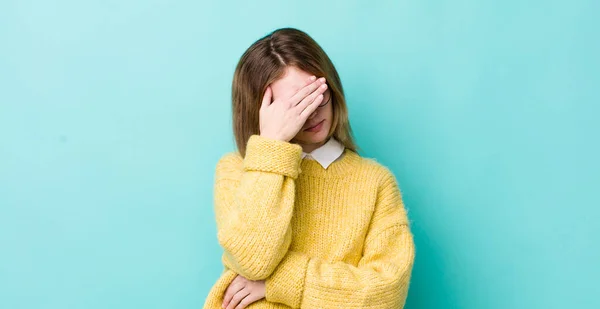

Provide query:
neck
left=295, top=137, right=329, bottom=153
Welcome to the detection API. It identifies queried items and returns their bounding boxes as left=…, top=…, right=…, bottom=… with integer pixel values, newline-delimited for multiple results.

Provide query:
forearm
left=217, top=172, right=295, bottom=280
left=266, top=225, right=415, bottom=308
left=214, top=134, right=303, bottom=280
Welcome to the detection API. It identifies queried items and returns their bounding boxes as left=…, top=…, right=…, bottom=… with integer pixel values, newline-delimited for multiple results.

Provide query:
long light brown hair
left=231, top=27, right=358, bottom=157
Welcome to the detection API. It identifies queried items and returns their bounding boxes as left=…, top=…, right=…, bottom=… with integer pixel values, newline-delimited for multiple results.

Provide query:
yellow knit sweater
left=203, top=135, right=416, bottom=309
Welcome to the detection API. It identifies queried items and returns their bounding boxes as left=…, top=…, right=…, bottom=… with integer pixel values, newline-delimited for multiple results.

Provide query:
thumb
left=261, top=86, right=272, bottom=110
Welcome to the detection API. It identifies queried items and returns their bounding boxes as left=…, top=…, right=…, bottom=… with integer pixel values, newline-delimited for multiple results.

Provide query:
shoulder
left=351, top=153, right=400, bottom=188
left=215, top=151, right=244, bottom=179
left=216, top=151, right=243, bottom=167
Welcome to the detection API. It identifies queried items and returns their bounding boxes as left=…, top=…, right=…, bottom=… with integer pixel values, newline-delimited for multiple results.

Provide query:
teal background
left=1, top=1, right=598, bottom=308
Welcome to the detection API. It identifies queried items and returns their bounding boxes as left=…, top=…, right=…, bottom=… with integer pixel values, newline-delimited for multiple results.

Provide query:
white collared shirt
left=301, top=137, right=345, bottom=169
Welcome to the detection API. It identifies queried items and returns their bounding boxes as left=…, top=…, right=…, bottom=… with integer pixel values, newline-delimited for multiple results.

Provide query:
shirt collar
left=301, top=137, right=345, bottom=169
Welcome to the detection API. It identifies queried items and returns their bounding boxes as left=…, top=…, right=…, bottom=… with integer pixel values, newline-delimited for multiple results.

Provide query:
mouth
left=304, top=119, right=325, bottom=132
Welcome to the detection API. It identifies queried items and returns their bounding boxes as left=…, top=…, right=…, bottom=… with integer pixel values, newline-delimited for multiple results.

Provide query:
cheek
left=320, top=109, right=333, bottom=134
left=324, top=105, right=334, bottom=123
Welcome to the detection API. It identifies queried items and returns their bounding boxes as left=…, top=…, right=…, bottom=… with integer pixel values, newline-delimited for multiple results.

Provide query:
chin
left=296, top=126, right=330, bottom=144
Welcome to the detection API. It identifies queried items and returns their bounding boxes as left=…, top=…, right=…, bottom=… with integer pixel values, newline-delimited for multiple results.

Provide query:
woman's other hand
left=222, top=274, right=266, bottom=309
left=259, top=75, right=327, bottom=142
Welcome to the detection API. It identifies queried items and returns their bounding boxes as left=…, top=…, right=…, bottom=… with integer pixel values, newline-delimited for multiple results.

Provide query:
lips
left=304, top=120, right=324, bottom=132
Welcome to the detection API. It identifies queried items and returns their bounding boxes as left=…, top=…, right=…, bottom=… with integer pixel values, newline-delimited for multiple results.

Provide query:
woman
left=203, top=27, right=416, bottom=309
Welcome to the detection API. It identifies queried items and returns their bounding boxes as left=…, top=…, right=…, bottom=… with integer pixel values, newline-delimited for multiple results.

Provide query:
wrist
left=260, top=133, right=287, bottom=142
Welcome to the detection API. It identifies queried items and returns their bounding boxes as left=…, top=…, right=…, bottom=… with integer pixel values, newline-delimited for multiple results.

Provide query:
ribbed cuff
left=265, top=251, right=310, bottom=308
left=243, top=135, right=303, bottom=179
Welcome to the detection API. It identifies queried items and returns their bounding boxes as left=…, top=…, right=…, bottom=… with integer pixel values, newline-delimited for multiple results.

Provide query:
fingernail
left=319, top=77, right=326, bottom=83
left=310, top=76, right=316, bottom=81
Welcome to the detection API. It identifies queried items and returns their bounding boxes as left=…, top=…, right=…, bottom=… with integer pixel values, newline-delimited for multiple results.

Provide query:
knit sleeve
left=214, top=134, right=303, bottom=281
left=264, top=167, right=416, bottom=308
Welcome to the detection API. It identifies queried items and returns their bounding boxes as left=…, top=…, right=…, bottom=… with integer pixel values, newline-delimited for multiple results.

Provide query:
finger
left=235, top=292, right=262, bottom=309
left=289, top=77, right=326, bottom=105
left=295, top=83, right=327, bottom=112
left=299, top=92, right=325, bottom=119
left=223, top=278, right=244, bottom=308
left=260, top=86, right=272, bottom=110
left=293, top=75, right=322, bottom=102
left=226, top=289, right=250, bottom=309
